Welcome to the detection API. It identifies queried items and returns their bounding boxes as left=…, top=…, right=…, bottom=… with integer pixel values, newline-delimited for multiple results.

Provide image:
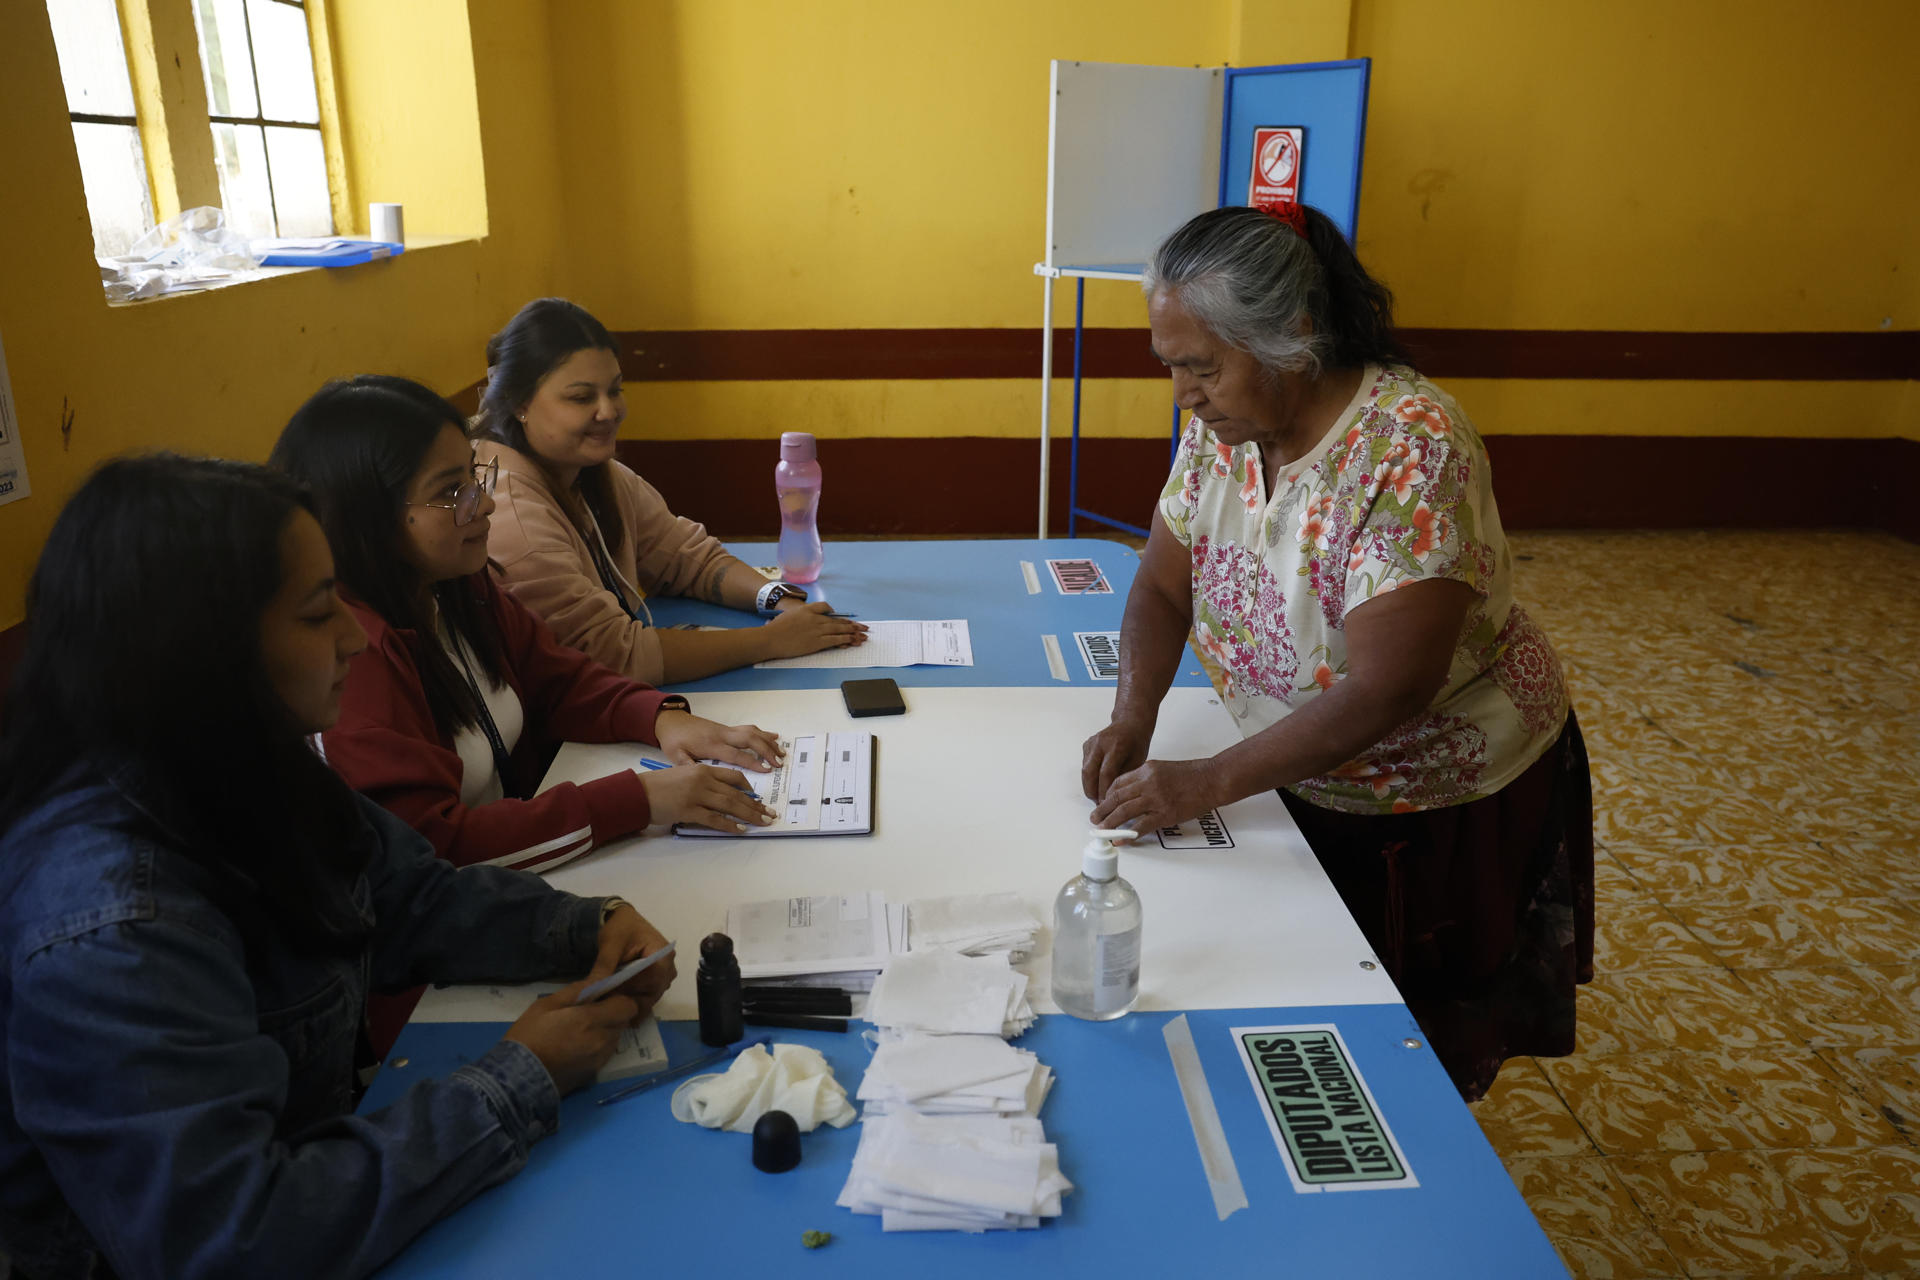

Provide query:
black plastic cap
left=700, top=933, right=735, bottom=966
left=751, top=1109, right=801, bottom=1173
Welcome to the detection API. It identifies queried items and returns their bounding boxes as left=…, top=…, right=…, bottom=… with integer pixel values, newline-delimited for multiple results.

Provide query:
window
left=191, top=0, right=332, bottom=238
left=47, top=0, right=156, bottom=257
left=43, top=0, right=336, bottom=267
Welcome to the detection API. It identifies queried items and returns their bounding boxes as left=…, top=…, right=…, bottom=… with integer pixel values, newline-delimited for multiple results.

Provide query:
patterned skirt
left=1279, top=710, right=1594, bottom=1102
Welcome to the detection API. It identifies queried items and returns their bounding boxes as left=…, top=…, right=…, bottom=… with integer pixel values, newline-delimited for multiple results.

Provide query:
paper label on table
left=1073, top=630, right=1120, bottom=680
left=1232, top=1024, right=1417, bottom=1193
left=755, top=620, right=971, bottom=669
left=1045, top=557, right=1110, bottom=594
left=1040, top=634, right=1069, bottom=682
left=1020, top=560, right=1041, bottom=594
left=1156, top=809, right=1234, bottom=850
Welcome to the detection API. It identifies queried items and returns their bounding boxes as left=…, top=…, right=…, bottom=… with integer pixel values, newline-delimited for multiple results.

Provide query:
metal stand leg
left=1038, top=274, right=1055, bottom=540
left=1067, top=278, right=1085, bottom=540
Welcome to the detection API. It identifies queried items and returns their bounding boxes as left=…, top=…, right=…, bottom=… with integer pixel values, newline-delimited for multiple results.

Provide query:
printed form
left=674, top=731, right=873, bottom=837
left=754, top=620, right=972, bottom=669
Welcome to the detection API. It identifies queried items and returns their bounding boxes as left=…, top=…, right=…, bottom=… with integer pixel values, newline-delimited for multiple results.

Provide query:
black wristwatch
left=755, top=582, right=808, bottom=616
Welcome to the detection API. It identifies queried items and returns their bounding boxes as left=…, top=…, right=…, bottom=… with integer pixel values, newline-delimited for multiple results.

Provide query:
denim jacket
left=0, top=761, right=607, bottom=1280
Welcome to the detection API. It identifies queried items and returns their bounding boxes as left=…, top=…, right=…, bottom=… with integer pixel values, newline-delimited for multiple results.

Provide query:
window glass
left=248, top=0, right=320, bottom=124
left=265, top=126, right=331, bottom=236
left=71, top=122, right=156, bottom=257
left=191, top=0, right=260, bottom=118
left=210, top=122, right=274, bottom=240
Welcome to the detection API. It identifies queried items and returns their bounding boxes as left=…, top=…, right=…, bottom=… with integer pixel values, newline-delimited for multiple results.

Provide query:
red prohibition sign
left=1258, top=131, right=1299, bottom=185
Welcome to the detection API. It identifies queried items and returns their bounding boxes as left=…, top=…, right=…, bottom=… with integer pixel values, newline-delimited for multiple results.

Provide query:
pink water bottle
left=775, top=431, right=823, bottom=583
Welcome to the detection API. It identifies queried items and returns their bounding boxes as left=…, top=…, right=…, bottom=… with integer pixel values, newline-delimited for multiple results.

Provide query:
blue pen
left=637, top=754, right=763, bottom=801
left=596, top=1035, right=772, bottom=1107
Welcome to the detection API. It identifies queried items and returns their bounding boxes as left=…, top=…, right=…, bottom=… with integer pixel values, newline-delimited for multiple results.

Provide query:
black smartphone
left=841, top=677, right=906, bottom=718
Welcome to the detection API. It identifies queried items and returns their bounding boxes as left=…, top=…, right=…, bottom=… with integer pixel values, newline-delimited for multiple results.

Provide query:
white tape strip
left=1041, top=633, right=1069, bottom=681
left=1020, top=560, right=1041, bottom=594
left=1163, top=1013, right=1248, bottom=1221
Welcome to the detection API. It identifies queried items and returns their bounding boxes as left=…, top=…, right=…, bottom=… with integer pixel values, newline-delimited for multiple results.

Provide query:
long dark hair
left=270, top=375, right=506, bottom=735
left=0, top=454, right=369, bottom=951
left=1144, top=204, right=1411, bottom=376
left=474, top=297, right=626, bottom=555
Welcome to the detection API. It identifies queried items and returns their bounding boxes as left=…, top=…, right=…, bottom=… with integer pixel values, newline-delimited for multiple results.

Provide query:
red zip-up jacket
left=320, top=570, right=679, bottom=874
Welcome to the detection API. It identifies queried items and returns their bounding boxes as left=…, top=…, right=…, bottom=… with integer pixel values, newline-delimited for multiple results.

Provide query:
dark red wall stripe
left=3, top=436, right=1913, bottom=698
left=615, top=435, right=1920, bottom=541
left=588, top=327, right=1919, bottom=384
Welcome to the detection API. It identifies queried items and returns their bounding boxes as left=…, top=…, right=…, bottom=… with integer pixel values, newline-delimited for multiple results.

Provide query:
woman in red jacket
left=272, top=375, right=780, bottom=874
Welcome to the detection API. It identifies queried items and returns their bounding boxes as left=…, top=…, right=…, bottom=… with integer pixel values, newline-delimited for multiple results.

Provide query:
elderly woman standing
left=1082, top=204, right=1591, bottom=1101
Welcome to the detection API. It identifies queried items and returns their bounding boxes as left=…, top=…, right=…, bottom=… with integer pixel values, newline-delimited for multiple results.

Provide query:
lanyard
left=449, top=637, right=514, bottom=792
left=583, top=507, right=653, bottom=628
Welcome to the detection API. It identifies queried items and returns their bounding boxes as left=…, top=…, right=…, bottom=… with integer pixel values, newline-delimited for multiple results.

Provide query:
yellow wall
left=0, top=0, right=562, bottom=629
left=558, top=0, right=1915, bottom=445
left=5, top=1, right=1915, bottom=626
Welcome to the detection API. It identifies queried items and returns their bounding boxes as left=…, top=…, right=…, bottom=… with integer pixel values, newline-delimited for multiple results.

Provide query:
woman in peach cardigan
left=473, top=298, right=865, bottom=684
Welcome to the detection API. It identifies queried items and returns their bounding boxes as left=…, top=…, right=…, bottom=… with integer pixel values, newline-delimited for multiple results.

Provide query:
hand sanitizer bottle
left=1051, top=828, right=1143, bottom=1020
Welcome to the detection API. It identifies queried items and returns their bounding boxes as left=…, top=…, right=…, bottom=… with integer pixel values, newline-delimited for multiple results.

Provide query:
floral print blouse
left=1159, top=364, right=1568, bottom=814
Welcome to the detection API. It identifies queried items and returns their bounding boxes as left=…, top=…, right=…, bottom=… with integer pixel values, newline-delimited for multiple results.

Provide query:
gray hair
left=1143, top=207, right=1332, bottom=378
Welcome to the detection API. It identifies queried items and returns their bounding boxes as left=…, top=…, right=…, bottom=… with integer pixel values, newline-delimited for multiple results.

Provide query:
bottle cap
left=751, top=1109, right=802, bottom=1172
left=1082, top=827, right=1138, bottom=881
left=779, top=431, right=817, bottom=463
left=700, top=932, right=736, bottom=971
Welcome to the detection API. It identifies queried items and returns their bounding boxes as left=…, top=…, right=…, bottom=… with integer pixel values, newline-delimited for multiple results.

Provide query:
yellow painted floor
left=1476, top=530, right=1920, bottom=1279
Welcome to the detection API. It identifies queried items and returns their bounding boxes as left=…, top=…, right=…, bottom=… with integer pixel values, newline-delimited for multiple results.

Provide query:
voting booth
left=1033, top=58, right=1372, bottom=536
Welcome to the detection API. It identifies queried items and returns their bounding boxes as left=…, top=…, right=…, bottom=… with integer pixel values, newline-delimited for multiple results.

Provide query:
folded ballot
left=864, top=950, right=1036, bottom=1039
left=905, top=893, right=1041, bottom=959
left=836, top=1111, right=1072, bottom=1232
left=856, top=1032, right=1052, bottom=1118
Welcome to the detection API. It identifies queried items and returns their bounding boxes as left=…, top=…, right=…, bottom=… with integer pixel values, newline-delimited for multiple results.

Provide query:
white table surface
left=413, top=686, right=1401, bottom=1023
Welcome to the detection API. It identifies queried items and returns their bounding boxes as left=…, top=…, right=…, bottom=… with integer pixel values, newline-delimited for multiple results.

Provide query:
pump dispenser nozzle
left=1082, top=827, right=1139, bottom=881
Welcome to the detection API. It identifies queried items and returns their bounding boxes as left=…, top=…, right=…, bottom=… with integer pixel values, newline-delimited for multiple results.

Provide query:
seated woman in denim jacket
left=0, top=455, right=675, bottom=1280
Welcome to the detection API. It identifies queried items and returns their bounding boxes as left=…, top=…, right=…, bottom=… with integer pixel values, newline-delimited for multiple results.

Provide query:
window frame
left=196, top=0, right=331, bottom=239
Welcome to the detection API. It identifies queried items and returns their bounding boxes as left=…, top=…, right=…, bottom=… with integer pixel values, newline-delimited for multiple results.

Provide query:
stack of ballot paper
left=863, top=950, right=1036, bottom=1039
left=836, top=1111, right=1072, bottom=1232
left=904, top=893, right=1041, bottom=959
left=725, top=891, right=908, bottom=990
left=856, top=1032, right=1052, bottom=1118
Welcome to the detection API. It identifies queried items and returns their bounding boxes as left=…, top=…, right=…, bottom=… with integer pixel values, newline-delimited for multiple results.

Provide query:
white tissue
left=837, top=1110, right=1073, bottom=1232
left=905, top=893, right=1041, bottom=958
left=856, top=1032, right=1052, bottom=1118
left=669, top=1042, right=856, bottom=1133
left=865, top=950, right=1036, bottom=1039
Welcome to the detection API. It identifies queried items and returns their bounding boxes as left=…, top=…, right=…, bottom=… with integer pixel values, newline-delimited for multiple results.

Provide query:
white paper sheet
left=727, top=891, right=891, bottom=979
left=754, top=620, right=972, bottom=669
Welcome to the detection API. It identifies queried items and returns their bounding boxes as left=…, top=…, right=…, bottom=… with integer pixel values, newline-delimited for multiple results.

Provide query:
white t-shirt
left=440, top=624, right=526, bottom=806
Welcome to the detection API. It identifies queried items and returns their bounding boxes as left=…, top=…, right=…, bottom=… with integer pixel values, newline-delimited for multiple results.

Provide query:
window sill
left=104, top=233, right=480, bottom=307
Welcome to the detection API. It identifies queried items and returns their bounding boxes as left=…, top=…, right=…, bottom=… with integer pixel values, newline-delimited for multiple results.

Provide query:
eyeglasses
left=406, top=458, right=498, bottom=527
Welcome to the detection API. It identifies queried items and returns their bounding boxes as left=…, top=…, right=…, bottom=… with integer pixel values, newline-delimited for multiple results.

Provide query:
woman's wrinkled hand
left=1087, top=757, right=1216, bottom=836
left=1081, top=717, right=1154, bottom=802
left=763, top=601, right=866, bottom=659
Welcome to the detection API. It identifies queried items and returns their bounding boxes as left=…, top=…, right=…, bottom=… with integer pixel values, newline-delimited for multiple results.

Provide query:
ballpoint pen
left=596, top=1034, right=772, bottom=1107
left=636, top=756, right=764, bottom=801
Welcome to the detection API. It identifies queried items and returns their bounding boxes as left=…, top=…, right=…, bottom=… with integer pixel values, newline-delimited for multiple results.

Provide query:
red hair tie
left=1255, top=198, right=1308, bottom=238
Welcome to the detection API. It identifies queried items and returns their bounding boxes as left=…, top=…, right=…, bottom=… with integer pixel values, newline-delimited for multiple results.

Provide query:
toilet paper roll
left=369, top=202, right=404, bottom=244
